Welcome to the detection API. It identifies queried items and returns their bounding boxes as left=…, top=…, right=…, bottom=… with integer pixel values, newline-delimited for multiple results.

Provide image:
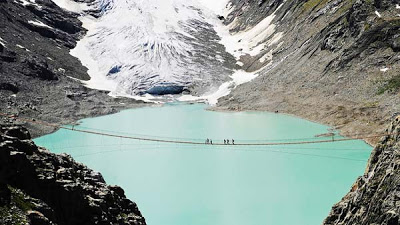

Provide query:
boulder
left=22, top=56, right=58, bottom=80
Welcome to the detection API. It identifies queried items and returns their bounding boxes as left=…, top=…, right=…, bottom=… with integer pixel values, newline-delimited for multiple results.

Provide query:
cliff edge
left=323, top=115, right=400, bottom=224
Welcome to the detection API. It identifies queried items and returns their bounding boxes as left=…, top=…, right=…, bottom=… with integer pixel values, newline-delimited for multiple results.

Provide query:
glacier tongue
left=71, top=0, right=235, bottom=96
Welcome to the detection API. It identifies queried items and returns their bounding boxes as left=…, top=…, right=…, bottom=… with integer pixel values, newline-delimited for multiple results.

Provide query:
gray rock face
left=218, top=0, right=400, bottom=145
left=0, top=125, right=146, bottom=225
left=323, top=116, right=400, bottom=225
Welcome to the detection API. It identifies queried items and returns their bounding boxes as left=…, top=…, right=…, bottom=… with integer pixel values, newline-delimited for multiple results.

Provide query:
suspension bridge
left=0, top=112, right=391, bottom=146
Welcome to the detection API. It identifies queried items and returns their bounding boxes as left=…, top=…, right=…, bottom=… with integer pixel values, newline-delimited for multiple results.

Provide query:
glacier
left=49, top=0, right=283, bottom=104
left=69, top=0, right=236, bottom=97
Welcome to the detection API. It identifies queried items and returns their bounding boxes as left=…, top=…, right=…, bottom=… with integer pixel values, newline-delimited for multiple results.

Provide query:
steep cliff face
left=323, top=115, right=400, bottom=225
left=218, top=0, right=400, bottom=144
left=0, top=125, right=146, bottom=225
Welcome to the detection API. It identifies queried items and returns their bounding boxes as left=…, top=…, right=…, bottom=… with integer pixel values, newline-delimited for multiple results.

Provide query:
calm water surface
left=34, top=103, right=372, bottom=225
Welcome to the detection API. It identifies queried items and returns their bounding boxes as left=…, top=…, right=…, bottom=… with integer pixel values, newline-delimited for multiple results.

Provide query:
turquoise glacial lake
left=34, top=103, right=372, bottom=225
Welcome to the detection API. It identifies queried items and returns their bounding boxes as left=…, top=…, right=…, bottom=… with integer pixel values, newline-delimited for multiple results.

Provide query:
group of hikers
left=205, top=138, right=235, bottom=145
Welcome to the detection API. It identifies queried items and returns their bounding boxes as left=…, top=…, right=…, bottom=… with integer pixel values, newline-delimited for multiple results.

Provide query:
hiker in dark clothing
left=224, top=139, right=226, bottom=145
left=227, top=139, right=230, bottom=144
left=232, top=139, right=235, bottom=145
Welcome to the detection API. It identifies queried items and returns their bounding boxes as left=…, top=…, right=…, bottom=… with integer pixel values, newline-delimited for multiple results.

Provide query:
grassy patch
left=377, top=76, right=400, bottom=95
left=0, top=205, right=29, bottom=225
left=364, top=23, right=371, bottom=31
left=363, top=101, right=379, bottom=108
left=302, top=0, right=331, bottom=12
left=10, top=188, right=34, bottom=212
left=336, top=0, right=356, bottom=15
left=0, top=187, right=32, bottom=225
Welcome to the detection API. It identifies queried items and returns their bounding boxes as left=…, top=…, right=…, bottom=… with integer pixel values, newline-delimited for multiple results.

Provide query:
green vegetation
left=342, top=17, right=349, bottom=26
left=302, top=0, right=330, bottom=12
left=377, top=76, right=400, bottom=95
left=12, top=190, right=34, bottom=212
left=0, top=206, right=29, bottom=225
left=336, top=0, right=356, bottom=15
left=364, top=23, right=371, bottom=31
left=0, top=187, right=33, bottom=225
left=363, top=101, right=379, bottom=108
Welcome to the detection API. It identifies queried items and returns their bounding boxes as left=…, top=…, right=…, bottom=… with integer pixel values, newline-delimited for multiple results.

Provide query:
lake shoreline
left=212, top=103, right=379, bottom=147
left=35, top=103, right=372, bottom=225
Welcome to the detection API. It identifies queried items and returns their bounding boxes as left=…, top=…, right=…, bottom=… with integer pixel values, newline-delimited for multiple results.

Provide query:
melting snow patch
left=28, top=20, right=53, bottom=29
left=375, top=11, right=382, bottom=18
left=216, top=55, right=224, bottom=63
left=0, top=37, right=6, bottom=47
left=214, top=4, right=284, bottom=60
left=380, top=67, right=389, bottom=72
left=15, top=0, right=42, bottom=8
left=396, top=4, right=400, bottom=9
left=110, top=92, right=163, bottom=104
left=178, top=69, right=259, bottom=105
left=16, top=44, right=31, bottom=52
left=67, top=76, right=83, bottom=82
left=231, top=70, right=258, bottom=86
left=71, top=15, right=118, bottom=93
left=259, top=49, right=273, bottom=63
left=236, top=61, right=244, bottom=66
left=51, top=0, right=91, bottom=13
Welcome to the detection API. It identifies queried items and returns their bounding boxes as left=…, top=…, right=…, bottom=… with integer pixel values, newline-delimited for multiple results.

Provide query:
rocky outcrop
left=323, top=115, right=400, bottom=225
left=0, top=125, right=146, bottom=225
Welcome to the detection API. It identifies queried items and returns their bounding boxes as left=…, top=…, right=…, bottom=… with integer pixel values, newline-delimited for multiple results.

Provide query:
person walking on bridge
left=232, top=139, right=235, bottom=145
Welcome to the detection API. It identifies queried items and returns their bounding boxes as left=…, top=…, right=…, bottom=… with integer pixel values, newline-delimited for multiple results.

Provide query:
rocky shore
left=0, top=125, right=146, bottom=225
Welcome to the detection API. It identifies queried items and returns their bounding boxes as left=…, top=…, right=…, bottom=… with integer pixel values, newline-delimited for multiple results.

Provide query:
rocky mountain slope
left=217, top=0, right=400, bottom=145
left=0, top=0, right=144, bottom=137
left=323, top=115, right=400, bottom=225
left=0, top=125, right=146, bottom=225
